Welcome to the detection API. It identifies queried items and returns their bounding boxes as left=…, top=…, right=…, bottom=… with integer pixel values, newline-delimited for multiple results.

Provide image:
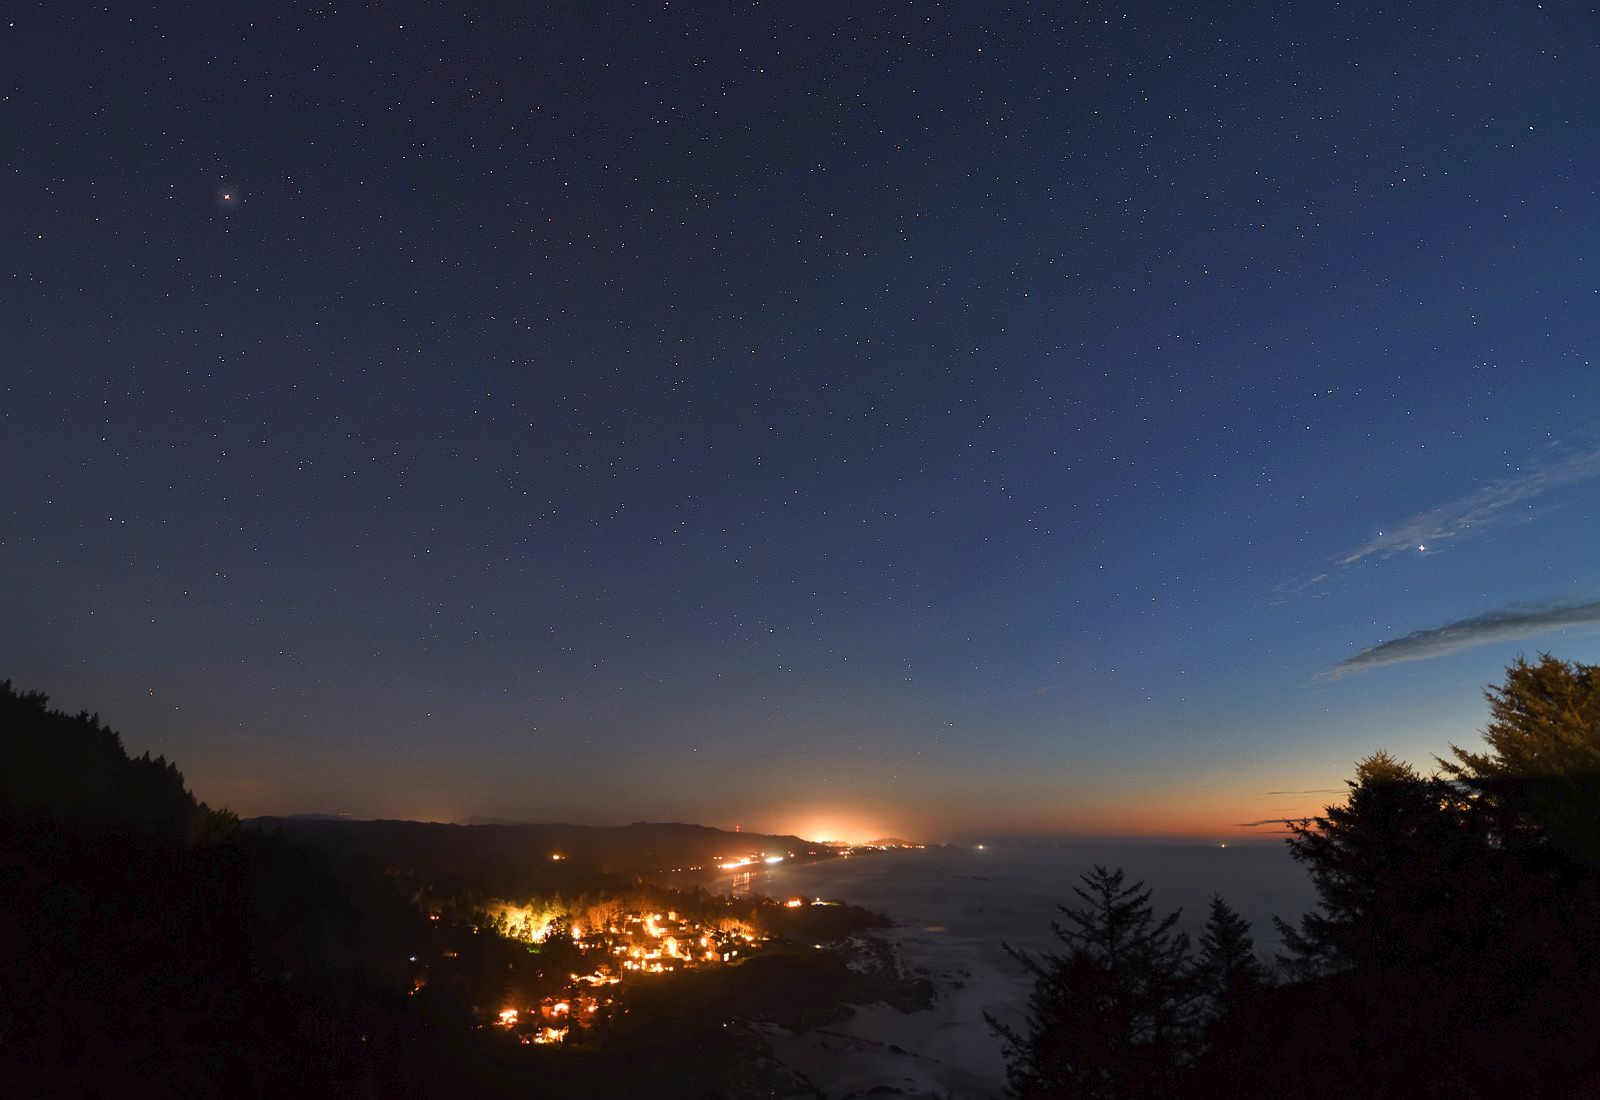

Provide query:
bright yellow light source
left=551, top=853, right=564, bottom=861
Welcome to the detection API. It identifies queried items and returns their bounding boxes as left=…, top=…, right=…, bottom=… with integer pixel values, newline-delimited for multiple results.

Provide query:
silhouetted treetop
left=0, top=679, right=230, bottom=845
left=1197, top=895, right=1264, bottom=1006
left=987, top=865, right=1198, bottom=1099
left=1351, top=749, right=1413, bottom=786
left=1276, top=752, right=1476, bottom=976
left=1446, top=655, right=1600, bottom=781
left=1441, top=654, right=1600, bottom=863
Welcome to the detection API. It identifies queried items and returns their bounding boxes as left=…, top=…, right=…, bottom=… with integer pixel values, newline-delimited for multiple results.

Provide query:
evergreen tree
left=1265, top=708, right=1600, bottom=1097
left=1441, top=654, right=1600, bottom=863
left=986, top=865, right=1197, bottom=1099
left=1, top=679, right=207, bottom=844
left=1196, top=895, right=1264, bottom=1008
left=1275, top=751, right=1469, bottom=976
left=1180, top=895, right=1276, bottom=1099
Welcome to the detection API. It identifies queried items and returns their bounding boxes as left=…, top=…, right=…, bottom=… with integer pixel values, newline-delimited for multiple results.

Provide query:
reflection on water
left=726, top=870, right=754, bottom=897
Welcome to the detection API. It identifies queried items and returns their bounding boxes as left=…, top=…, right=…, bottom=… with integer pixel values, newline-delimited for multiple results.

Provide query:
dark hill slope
left=254, top=816, right=831, bottom=892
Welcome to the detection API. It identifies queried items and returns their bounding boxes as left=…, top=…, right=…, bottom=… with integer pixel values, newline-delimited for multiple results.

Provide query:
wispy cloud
left=1338, top=445, right=1600, bottom=567
left=1265, top=788, right=1343, bottom=796
left=1233, top=818, right=1302, bottom=828
left=1330, top=599, right=1600, bottom=678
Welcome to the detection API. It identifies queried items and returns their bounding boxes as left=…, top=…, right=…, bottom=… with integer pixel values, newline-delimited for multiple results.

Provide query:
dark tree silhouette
left=986, top=865, right=1197, bottom=1099
left=993, top=661, right=1600, bottom=1099
left=1195, top=895, right=1264, bottom=1008
left=1441, top=653, right=1600, bottom=864
left=1183, top=896, right=1274, bottom=1100
left=0, top=680, right=432, bottom=1097
left=1275, top=751, right=1473, bottom=976
left=0, top=680, right=220, bottom=844
left=534, top=916, right=584, bottom=980
left=1266, top=737, right=1600, bottom=1098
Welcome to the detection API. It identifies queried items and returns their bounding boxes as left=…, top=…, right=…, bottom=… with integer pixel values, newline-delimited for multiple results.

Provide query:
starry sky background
left=3, top=1, right=1599, bottom=841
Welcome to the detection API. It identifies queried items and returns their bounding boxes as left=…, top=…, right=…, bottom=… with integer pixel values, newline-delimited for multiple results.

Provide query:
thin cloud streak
left=1330, top=599, right=1600, bottom=678
left=1338, top=446, right=1600, bottom=566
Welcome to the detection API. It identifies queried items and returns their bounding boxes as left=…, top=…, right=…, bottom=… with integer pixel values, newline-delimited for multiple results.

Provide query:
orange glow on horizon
left=194, top=772, right=1349, bottom=845
left=748, top=779, right=1346, bottom=845
left=764, top=811, right=894, bottom=846
left=983, top=783, right=1340, bottom=841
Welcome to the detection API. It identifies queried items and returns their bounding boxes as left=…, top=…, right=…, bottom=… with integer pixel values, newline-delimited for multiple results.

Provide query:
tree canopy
left=987, top=865, right=1198, bottom=1099
left=998, top=656, right=1600, bottom=1099
left=1442, top=654, right=1600, bottom=863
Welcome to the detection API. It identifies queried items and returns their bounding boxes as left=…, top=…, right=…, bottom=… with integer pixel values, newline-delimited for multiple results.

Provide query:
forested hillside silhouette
left=0, top=681, right=894, bottom=1098
left=0, top=682, right=434, bottom=1097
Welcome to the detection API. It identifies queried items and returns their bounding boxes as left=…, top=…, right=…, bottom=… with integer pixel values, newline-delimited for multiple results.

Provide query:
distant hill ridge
left=254, top=815, right=814, bottom=848
left=250, top=815, right=831, bottom=887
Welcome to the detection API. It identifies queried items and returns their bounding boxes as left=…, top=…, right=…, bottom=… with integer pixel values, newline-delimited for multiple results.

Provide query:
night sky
left=4, top=2, right=1599, bottom=841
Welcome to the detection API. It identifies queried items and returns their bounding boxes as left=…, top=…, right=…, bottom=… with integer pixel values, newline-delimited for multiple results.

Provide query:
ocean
left=726, top=839, right=1318, bottom=1098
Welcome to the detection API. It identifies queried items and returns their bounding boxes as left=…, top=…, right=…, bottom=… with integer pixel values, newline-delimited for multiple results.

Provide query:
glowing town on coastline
left=456, top=841, right=922, bottom=1045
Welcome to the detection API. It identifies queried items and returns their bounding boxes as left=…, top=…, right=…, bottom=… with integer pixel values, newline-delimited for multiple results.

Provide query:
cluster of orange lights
left=473, top=851, right=900, bottom=1045
left=498, top=995, right=603, bottom=1045
left=714, top=851, right=790, bottom=870
left=599, top=910, right=761, bottom=972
